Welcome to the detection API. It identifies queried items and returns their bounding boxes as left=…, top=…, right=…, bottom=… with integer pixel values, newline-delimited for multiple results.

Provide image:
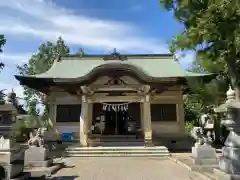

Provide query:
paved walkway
left=51, top=157, right=205, bottom=180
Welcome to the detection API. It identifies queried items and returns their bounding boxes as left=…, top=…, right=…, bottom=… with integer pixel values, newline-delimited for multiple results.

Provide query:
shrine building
left=15, top=51, right=209, bottom=147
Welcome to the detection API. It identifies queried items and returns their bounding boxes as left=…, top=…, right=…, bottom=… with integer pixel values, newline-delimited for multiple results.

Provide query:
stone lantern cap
left=214, top=99, right=240, bottom=113
left=214, top=85, right=239, bottom=113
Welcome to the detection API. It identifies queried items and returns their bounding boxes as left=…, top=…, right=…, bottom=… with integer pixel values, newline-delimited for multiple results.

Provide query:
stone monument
left=190, top=125, right=217, bottom=172
left=25, top=127, right=52, bottom=167
left=24, top=127, right=63, bottom=178
left=214, top=85, right=240, bottom=179
left=199, top=107, right=216, bottom=142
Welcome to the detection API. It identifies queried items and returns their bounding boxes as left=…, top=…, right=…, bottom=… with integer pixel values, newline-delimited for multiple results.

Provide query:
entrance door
left=104, top=108, right=116, bottom=134
left=92, top=102, right=140, bottom=135
left=104, top=103, right=128, bottom=135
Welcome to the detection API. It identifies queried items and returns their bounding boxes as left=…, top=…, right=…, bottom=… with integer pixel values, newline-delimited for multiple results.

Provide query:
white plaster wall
left=57, top=125, right=79, bottom=133
left=152, top=122, right=180, bottom=135
left=50, top=92, right=80, bottom=104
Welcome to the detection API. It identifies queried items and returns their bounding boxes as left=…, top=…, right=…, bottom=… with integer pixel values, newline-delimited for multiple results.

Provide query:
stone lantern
left=214, top=85, right=240, bottom=179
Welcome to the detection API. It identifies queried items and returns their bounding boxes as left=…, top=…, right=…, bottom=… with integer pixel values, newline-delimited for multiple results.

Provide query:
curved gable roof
left=15, top=54, right=211, bottom=80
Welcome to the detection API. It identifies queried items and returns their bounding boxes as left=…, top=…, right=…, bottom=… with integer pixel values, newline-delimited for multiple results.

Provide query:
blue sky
left=0, top=0, right=194, bottom=100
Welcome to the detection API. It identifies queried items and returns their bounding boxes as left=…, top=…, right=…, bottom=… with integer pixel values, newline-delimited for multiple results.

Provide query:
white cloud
left=176, top=51, right=196, bottom=69
left=0, top=53, right=31, bottom=64
left=0, top=0, right=167, bottom=52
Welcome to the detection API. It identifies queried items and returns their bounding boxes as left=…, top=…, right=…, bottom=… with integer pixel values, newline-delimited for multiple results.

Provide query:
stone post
left=80, top=95, right=89, bottom=147
left=214, top=85, right=240, bottom=179
left=143, top=94, right=152, bottom=146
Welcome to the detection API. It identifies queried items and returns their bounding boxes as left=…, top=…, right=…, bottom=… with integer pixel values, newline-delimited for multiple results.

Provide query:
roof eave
left=14, top=75, right=55, bottom=93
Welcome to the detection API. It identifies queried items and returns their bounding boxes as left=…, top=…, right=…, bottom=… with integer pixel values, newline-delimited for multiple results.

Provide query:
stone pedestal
left=214, top=128, right=240, bottom=180
left=219, top=130, right=240, bottom=174
left=25, top=146, right=52, bottom=167
left=0, top=137, right=28, bottom=180
left=24, top=145, right=63, bottom=178
left=191, top=143, right=217, bottom=172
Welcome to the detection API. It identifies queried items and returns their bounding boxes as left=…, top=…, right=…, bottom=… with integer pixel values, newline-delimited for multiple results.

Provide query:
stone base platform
left=214, top=168, right=240, bottom=180
left=11, top=172, right=30, bottom=180
left=25, top=163, right=64, bottom=178
left=25, top=159, right=53, bottom=167
left=171, top=156, right=218, bottom=173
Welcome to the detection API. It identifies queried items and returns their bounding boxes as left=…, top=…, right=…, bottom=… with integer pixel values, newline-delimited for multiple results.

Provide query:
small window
left=151, top=104, right=177, bottom=121
left=56, top=104, right=81, bottom=122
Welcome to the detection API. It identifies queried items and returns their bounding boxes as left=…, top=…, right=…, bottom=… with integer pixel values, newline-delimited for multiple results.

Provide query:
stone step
left=65, top=150, right=169, bottom=154
left=90, top=135, right=137, bottom=138
left=66, top=146, right=168, bottom=151
left=88, top=142, right=144, bottom=147
left=65, top=146, right=170, bottom=157
left=88, top=139, right=142, bottom=142
left=65, top=153, right=169, bottom=157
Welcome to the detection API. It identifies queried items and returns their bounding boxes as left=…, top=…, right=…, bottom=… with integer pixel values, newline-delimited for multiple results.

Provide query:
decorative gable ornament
left=105, top=77, right=126, bottom=85
left=103, top=48, right=127, bottom=61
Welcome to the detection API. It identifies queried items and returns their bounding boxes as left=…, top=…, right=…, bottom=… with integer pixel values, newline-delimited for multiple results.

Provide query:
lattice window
left=56, top=105, right=81, bottom=122
left=150, top=104, right=177, bottom=121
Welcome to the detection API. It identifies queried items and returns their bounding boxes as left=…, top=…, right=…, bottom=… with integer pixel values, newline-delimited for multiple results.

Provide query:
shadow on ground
left=49, top=176, right=78, bottom=180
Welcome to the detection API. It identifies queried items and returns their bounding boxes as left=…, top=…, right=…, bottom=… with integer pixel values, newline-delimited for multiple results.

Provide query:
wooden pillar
left=49, top=103, right=57, bottom=125
left=143, top=94, right=153, bottom=146
left=140, top=103, right=144, bottom=135
left=80, top=95, right=89, bottom=146
left=47, top=98, right=60, bottom=140
left=177, top=91, right=185, bottom=133
left=88, top=102, right=93, bottom=135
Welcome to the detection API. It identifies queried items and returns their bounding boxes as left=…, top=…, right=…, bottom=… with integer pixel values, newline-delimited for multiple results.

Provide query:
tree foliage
left=17, top=37, right=70, bottom=115
left=160, top=0, right=240, bottom=88
left=0, top=35, right=6, bottom=70
left=185, top=59, right=228, bottom=120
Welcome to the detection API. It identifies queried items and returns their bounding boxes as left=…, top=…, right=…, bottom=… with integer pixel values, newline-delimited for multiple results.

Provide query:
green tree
left=17, top=37, right=70, bottom=115
left=76, top=48, right=85, bottom=56
left=160, top=0, right=240, bottom=98
left=0, top=35, right=6, bottom=70
left=185, top=58, right=229, bottom=142
left=0, top=89, right=6, bottom=104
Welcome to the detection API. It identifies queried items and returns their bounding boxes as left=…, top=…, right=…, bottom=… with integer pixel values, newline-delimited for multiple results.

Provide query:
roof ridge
left=61, top=53, right=173, bottom=58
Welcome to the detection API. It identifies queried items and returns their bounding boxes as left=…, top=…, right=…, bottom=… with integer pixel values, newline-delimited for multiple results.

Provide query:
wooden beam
left=89, top=95, right=144, bottom=103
